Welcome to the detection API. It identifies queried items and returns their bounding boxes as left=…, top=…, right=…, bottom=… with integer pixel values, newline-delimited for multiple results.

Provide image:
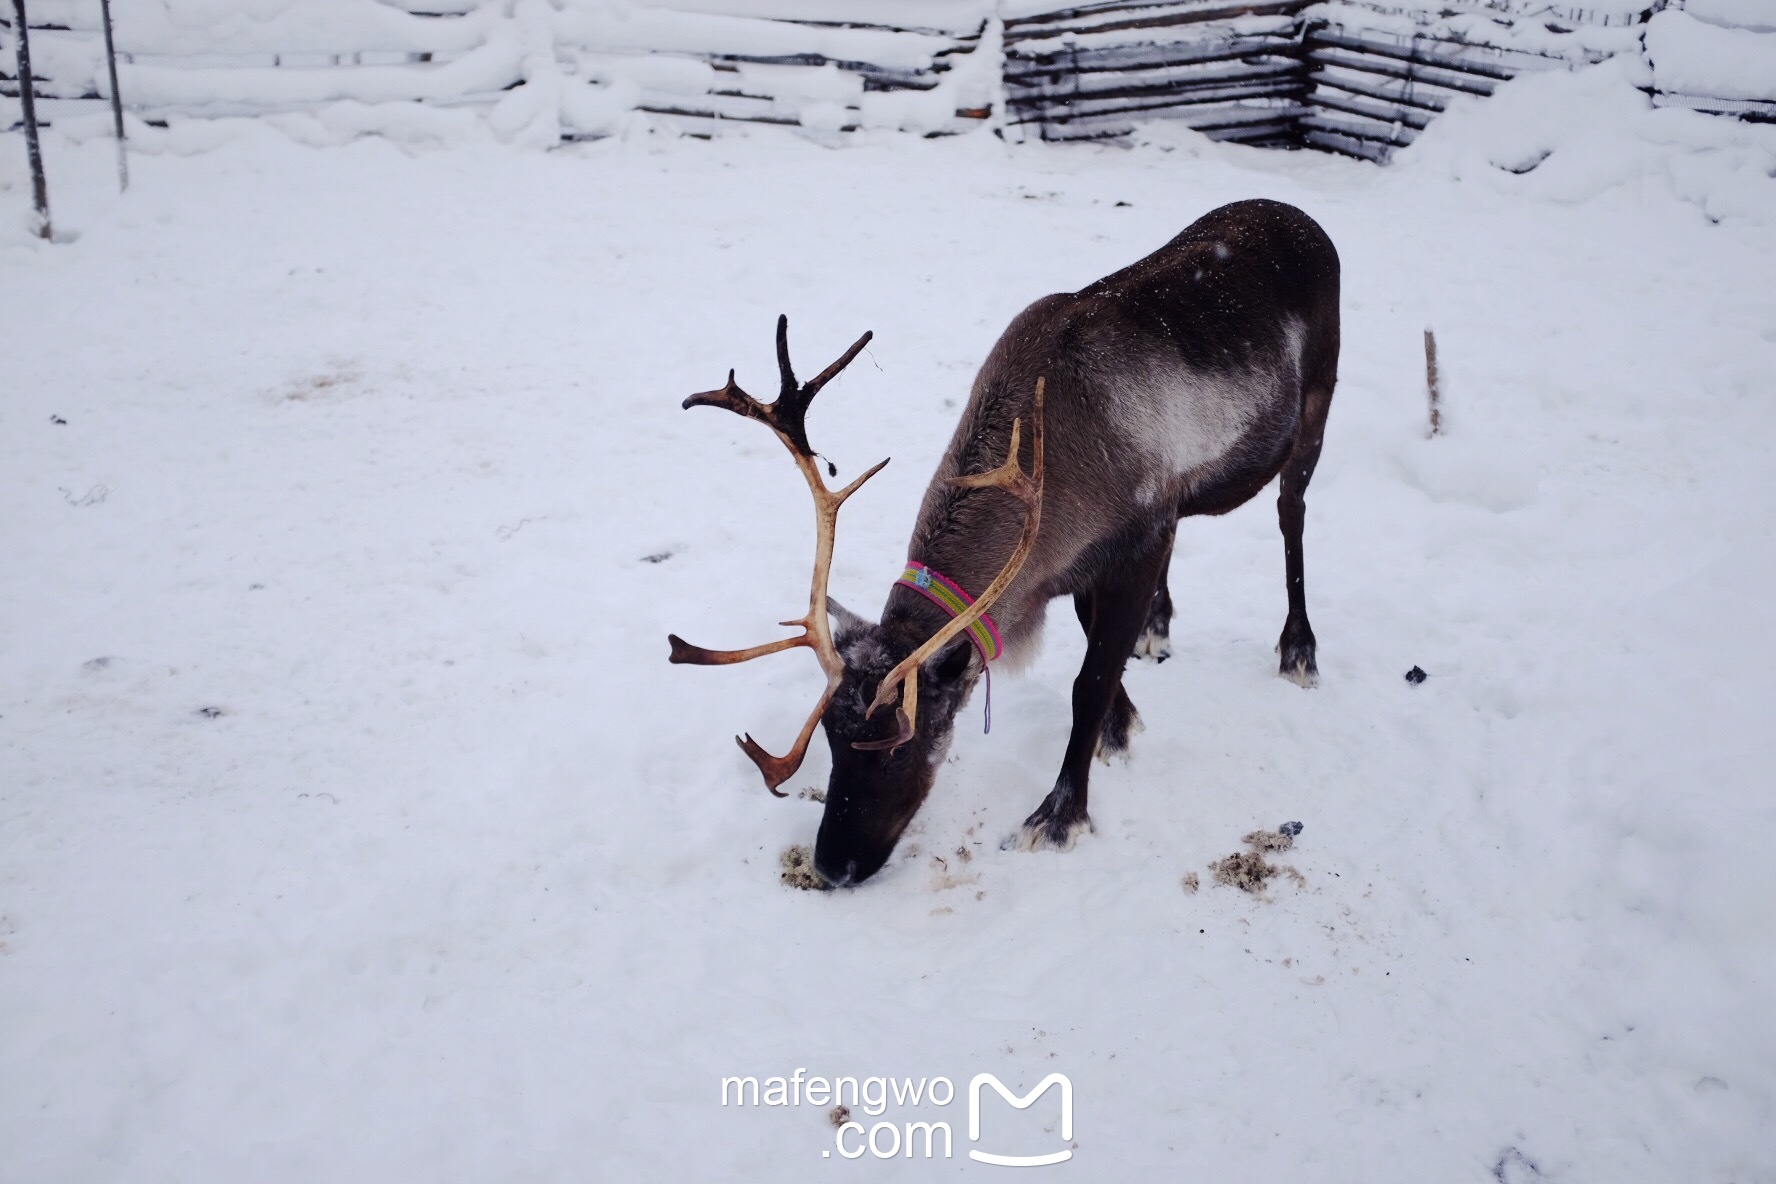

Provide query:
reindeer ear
left=826, top=597, right=872, bottom=639
left=931, top=639, right=974, bottom=682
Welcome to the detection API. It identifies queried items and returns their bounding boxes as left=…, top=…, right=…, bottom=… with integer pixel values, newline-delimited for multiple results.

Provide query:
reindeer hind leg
left=1133, top=535, right=1175, bottom=663
left=1095, top=685, right=1144, bottom=763
left=1277, top=378, right=1334, bottom=687
left=1073, top=592, right=1144, bottom=763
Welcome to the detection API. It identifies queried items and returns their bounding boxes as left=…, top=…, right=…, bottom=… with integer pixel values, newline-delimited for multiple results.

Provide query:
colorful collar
left=895, top=562, right=1003, bottom=663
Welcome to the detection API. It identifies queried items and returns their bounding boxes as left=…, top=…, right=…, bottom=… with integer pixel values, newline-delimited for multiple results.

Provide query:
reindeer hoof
left=1279, top=657, right=1318, bottom=688
left=1010, top=801, right=1094, bottom=853
left=1134, top=629, right=1171, bottom=663
left=1277, top=617, right=1318, bottom=688
left=1095, top=706, right=1144, bottom=764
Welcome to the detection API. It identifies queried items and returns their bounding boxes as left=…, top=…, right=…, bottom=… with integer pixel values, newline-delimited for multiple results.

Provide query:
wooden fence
left=1298, top=0, right=1651, bottom=160
left=1001, top=0, right=1653, bottom=156
left=3, top=1, right=999, bottom=141
left=5, top=0, right=1769, bottom=158
left=1643, top=2, right=1776, bottom=124
left=1002, top=1, right=1311, bottom=146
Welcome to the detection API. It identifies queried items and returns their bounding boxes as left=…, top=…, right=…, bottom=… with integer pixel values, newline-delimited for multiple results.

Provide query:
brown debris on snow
left=929, top=853, right=978, bottom=892
left=779, top=845, right=827, bottom=891
left=1181, top=872, right=1200, bottom=894
left=1207, top=825, right=1307, bottom=894
left=1211, top=851, right=1278, bottom=893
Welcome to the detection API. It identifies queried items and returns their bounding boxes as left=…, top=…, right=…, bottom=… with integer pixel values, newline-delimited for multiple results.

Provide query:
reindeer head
left=669, top=318, right=1042, bottom=887
left=811, top=604, right=976, bottom=885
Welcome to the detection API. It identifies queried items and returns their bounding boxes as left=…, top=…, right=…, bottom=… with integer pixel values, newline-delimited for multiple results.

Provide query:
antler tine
left=777, top=312, right=875, bottom=402
left=689, top=315, right=873, bottom=460
left=669, top=320, right=889, bottom=794
left=802, top=327, right=874, bottom=398
left=682, top=369, right=768, bottom=421
left=775, top=313, right=798, bottom=398
left=668, top=634, right=804, bottom=666
left=859, top=377, right=1046, bottom=749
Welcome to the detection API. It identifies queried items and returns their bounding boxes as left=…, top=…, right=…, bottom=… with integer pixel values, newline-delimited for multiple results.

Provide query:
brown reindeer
left=671, top=199, right=1340, bottom=887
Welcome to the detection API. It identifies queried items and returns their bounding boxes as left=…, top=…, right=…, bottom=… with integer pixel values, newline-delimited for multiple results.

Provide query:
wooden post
left=1423, top=327, right=1442, bottom=437
left=98, top=0, right=127, bottom=191
left=9, top=0, right=52, bottom=238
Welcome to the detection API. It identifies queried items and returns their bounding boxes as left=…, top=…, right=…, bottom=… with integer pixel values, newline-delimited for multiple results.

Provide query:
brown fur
left=813, top=199, right=1340, bottom=885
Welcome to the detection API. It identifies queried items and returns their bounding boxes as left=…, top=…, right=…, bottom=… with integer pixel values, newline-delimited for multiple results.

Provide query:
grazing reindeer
left=671, top=199, right=1339, bottom=887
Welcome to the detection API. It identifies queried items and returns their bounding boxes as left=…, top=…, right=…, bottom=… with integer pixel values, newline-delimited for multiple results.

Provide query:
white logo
left=967, top=1073, right=1073, bottom=1167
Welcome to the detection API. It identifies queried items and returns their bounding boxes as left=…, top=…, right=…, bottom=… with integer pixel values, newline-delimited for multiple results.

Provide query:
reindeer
left=670, top=199, right=1340, bottom=887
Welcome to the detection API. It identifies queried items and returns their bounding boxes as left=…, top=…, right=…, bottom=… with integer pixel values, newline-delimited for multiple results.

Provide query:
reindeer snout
left=815, top=857, right=859, bottom=889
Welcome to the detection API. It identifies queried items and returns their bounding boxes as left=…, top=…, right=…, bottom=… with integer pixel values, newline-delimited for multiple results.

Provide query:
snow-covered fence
left=543, top=3, right=998, bottom=138
left=3, top=0, right=503, bottom=131
left=1644, top=0, right=1776, bottom=124
left=1300, top=0, right=1650, bottom=161
left=5, top=0, right=1772, bottom=157
left=1000, top=0, right=1311, bottom=145
left=995, top=0, right=1666, bottom=156
left=2, top=1, right=113, bottom=109
left=2, top=1, right=999, bottom=142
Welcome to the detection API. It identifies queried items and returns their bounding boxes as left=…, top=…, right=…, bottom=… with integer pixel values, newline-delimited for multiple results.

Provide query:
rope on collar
left=895, top=561, right=1001, bottom=733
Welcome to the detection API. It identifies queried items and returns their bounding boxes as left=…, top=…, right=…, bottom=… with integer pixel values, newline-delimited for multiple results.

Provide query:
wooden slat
left=1300, top=110, right=1413, bottom=146
left=1309, top=63, right=1460, bottom=110
left=1307, top=44, right=1495, bottom=95
left=1006, top=0, right=1308, bottom=42
left=1303, top=125, right=1393, bottom=161
left=1305, top=27, right=1523, bottom=81
left=1007, top=56, right=1301, bottom=106
left=1650, top=91, right=1776, bottom=123
left=1308, top=87, right=1434, bottom=129
left=1005, top=33, right=1297, bottom=80
left=1013, top=86, right=1306, bottom=125
left=1036, top=102, right=1302, bottom=141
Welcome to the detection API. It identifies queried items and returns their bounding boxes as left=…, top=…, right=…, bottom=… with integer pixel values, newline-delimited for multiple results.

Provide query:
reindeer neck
left=882, top=535, right=1027, bottom=658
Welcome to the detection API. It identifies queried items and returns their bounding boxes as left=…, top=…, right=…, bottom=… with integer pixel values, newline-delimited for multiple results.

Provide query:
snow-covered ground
left=4, top=70, right=1775, bottom=1181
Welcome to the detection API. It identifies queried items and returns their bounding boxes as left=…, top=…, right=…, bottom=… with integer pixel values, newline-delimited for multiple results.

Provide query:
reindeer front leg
left=1017, top=542, right=1170, bottom=852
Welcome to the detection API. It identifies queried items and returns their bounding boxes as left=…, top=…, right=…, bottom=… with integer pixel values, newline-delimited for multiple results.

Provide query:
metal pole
left=98, top=0, right=126, bottom=191
left=9, top=0, right=52, bottom=238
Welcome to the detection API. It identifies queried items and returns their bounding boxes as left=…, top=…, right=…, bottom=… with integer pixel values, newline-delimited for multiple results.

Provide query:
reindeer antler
left=857, top=377, right=1045, bottom=753
left=667, top=315, right=885, bottom=795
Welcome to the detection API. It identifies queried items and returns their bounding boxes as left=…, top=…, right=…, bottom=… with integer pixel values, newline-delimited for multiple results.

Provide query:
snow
left=1400, top=57, right=1776, bottom=224
left=1644, top=9, right=1776, bottom=103
left=1304, top=0, right=1646, bottom=63
left=0, top=0, right=999, bottom=141
left=109, top=1, right=500, bottom=57
left=10, top=0, right=1751, bottom=148
left=121, top=36, right=528, bottom=109
left=1683, top=0, right=1776, bottom=34
left=4, top=70, right=1776, bottom=1182
left=95, top=0, right=990, bottom=57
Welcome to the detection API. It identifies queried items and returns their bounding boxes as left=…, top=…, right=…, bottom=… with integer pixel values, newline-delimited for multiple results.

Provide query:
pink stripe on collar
left=896, top=561, right=1003, bottom=663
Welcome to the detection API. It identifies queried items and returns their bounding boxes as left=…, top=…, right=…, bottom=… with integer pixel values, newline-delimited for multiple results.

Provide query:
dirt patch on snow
left=1211, top=851, right=1279, bottom=892
left=1208, top=822, right=1306, bottom=894
left=1241, top=827, right=1296, bottom=853
left=779, top=845, right=827, bottom=891
left=928, top=852, right=978, bottom=892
